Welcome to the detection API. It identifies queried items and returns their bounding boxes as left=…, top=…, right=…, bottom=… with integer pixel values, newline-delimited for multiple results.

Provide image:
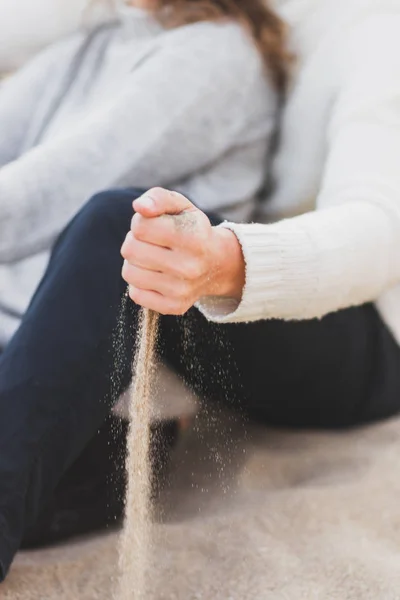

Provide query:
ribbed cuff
left=196, top=220, right=320, bottom=323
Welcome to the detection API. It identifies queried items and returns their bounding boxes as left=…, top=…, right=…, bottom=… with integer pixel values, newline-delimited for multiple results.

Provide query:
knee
left=81, top=191, right=119, bottom=226
left=82, top=188, right=139, bottom=220
left=74, top=188, right=144, bottom=236
left=54, top=189, right=144, bottom=257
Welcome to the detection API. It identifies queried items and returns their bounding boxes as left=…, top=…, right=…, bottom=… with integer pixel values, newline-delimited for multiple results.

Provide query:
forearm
left=0, top=81, right=31, bottom=166
left=205, top=227, right=245, bottom=300
left=0, top=23, right=272, bottom=262
left=197, top=200, right=400, bottom=323
left=0, top=43, right=65, bottom=166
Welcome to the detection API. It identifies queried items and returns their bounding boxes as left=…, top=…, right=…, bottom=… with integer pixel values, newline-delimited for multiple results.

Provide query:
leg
left=21, top=412, right=129, bottom=549
left=1, top=189, right=400, bottom=581
left=161, top=303, right=400, bottom=430
left=0, top=189, right=142, bottom=580
left=0, top=187, right=220, bottom=578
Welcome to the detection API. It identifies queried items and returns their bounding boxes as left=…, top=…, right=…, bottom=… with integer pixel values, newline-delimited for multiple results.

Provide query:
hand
left=121, top=187, right=245, bottom=315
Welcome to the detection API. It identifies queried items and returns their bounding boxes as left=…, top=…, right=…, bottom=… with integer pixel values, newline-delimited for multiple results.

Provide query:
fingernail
left=134, top=195, right=155, bottom=210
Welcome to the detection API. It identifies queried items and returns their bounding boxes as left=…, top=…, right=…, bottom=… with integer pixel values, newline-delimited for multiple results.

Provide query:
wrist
left=206, top=226, right=245, bottom=300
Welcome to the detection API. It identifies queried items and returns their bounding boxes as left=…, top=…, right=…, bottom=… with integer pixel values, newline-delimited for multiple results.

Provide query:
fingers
left=121, top=232, right=171, bottom=272
left=130, top=212, right=200, bottom=249
left=128, top=286, right=191, bottom=316
left=130, top=213, right=176, bottom=249
left=122, top=262, right=191, bottom=300
left=133, top=187, right=195, bottom=218
left=121, top=188, right=213, bottom=316
left=121, top=232, right=205, bottom=281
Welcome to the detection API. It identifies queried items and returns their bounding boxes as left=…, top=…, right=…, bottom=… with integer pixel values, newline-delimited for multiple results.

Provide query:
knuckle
left=121, top=261, right=130, bottom=282
left=125, top=265, right=143, bottom=288
left=175, top=300, right=190, bottom=316
left=163, top=299, right=182, bottom=316
left=128, top=285, right=141, bottom=304
left=121, top=233, right=138, bottom=262
left=171, top=190, right=185, bottom=203
left=169, top=280, right=190, bottom=300
left=131, top=214, right=147, bottom=241
left=147, top=186, right=166, bottom=202
left=199, top=212, right=211, bottom=229
left=171, top=262, right=185, bottom=279
left=186, top=260, right=204, bottom=281
left=120, top=232, right=133, bottom=259
left=149, top=186, right=165, bottom=195
left=173, top=190, right=192, bottom=206
left=173, top=260, right=200, bottom=281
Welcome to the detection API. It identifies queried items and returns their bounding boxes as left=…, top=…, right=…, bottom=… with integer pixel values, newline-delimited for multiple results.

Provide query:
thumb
left=133, top=187, right=195, bottom=218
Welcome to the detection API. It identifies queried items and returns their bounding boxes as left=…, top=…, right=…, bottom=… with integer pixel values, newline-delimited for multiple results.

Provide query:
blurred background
left=0, top=0, right=102, bottom=73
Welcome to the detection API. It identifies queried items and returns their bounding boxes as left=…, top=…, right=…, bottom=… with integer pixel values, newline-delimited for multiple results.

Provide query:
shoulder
left=159, top=19, right=277, bottom=111
left=0, top=31, right=86, bottom=92
left=162, top=20, right=265, bottom=78
left=23, top=31, right=87, bottom=72
left=19, top=22, right=121, bottom=78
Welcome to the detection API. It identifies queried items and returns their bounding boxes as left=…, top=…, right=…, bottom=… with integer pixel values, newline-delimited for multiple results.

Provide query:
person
left=3, top=0, right=400, bottom=585
left=0, top=0, right=282, bottom=347
left=0, top=0, right=287, bottom=580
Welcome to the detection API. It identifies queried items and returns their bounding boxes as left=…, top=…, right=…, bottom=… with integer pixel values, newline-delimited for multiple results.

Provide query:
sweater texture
left=198, top=0, right=400, bottom=346
left=0, top=4, right=276, bottom=345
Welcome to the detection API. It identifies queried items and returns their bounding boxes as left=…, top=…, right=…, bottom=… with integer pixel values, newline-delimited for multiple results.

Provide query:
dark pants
left=1, top=188, right=400, bottom=581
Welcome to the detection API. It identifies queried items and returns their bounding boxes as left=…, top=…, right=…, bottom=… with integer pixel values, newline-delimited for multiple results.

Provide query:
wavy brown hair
left=151, top=0, right=291, bottom=93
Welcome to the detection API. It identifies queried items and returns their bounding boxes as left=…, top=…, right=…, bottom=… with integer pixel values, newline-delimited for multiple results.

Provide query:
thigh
left=25, top=188, right=400, bottom=432
left=44, top=191, right=400, bottom=429
left=160, top=304, right=400, bottom=429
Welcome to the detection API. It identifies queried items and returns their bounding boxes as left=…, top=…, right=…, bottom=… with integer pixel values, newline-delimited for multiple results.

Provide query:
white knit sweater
left=199, top=0, right=400, bottom=345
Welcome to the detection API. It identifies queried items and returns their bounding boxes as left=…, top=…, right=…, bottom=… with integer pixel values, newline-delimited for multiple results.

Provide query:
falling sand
left=116, top=211, right=198, bottom=599
left=116, top=308, right=159, bottom=600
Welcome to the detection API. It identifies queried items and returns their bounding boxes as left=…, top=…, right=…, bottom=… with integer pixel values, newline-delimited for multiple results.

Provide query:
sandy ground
left=3, top=402, right=400, bottom=600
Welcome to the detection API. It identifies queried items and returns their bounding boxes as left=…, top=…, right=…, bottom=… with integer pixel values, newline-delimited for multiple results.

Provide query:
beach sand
left=3, top=402, right=400, bottom=600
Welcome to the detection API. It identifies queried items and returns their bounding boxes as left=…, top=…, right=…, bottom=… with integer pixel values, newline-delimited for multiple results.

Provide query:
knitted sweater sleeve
left=0, top=35, right=83, bottom=167
left=0, top=22, right=273, bottom=262
left=197, top=12, right=400, bottom=323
